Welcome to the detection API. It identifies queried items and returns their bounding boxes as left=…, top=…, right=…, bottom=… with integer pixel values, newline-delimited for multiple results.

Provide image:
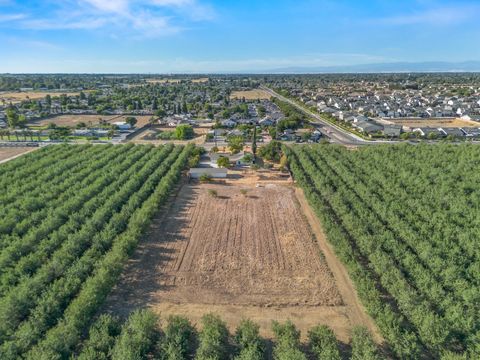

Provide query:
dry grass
left=30, top=115, right=154, bottom=128
left=146, top=79, right=182, bottom=84
left=191, top=78, right=209, bottom=83
left=30, top=115, right=118, bottom=127
left=0, top=91, right=84, bottom=104
left=146, top=78, right=209, bottom=84
left=108, top=115, right=154, bottom=128
left=230, top=89, right=272, bottom=100
left=389, top=118, right=479, bottom=128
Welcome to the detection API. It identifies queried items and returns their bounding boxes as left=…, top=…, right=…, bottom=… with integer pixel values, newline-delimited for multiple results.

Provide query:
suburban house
left=259, top=118, right=274, bottom=126
left=412, top=127, right=445, bottom=137
left=439, top=128, right=466, bottom=138
left=354, top=121, right=383, bottom=134
left=383, top=125, right=402, bottom=137
left=462, top=128, right=480, bottom=138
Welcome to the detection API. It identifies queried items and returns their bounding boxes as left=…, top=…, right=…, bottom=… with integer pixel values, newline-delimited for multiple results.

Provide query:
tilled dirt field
left=109, top=179, right=341, bottom=306
left=106, top=171, right=380, bottom=341
left=159, top=183, right=340, bottom=306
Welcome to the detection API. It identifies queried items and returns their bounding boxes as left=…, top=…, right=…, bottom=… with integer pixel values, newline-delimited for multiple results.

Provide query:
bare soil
left=30, top=115, right=153, bottom=128
left=30, top=115, right=118, bottom=127
left=230, top=89, right=272, bottom=100
left=106, top=170, right=381, bottom=342
left=389, top=118, right=479, bottom=128
left=0, top=91, right=84, bottom=104
left=130, top=127, right=206, bottom=145
left=0, top=147, right=37, bottom=163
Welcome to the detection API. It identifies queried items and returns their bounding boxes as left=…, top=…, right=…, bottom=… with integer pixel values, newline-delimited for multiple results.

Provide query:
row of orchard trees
left=285, top=143, right=480, bottom=359
left=76, top=310, right=381, bottom=360
left=0, top=143, right=196, bottom=359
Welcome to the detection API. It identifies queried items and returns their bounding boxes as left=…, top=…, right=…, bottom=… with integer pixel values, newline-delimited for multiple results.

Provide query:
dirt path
left=294, top=187, right=383, bottom=343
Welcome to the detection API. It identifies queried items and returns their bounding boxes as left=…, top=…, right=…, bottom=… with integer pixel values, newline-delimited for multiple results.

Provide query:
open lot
left=0, top=91, right=84, bottom=104
left=108, top=115, right=153, bottom=128
left=230, top=89, right=272, bottom=100
left=30, top=114, right=118, bottom=127
left=388, top=117, right=479, bottom=128
left=145, top=78, right=208, bottom=84
left=130, top=126, right=207, bottom=145
left=106, top=170, right=379, bottom=342
left=29, top=114, right=154, bottom=128
left=0, top=146, right=37, bottom=163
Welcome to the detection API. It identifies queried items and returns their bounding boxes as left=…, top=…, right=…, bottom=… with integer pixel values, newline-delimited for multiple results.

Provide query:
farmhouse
left=188, top=168, right=227, bottom=179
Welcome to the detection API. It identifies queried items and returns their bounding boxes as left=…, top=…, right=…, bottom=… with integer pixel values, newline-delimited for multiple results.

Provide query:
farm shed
left=188, top=168, right=227, bottom=179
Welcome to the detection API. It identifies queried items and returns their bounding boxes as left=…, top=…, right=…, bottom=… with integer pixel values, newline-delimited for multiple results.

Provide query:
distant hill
left=266, top=61, right=480, bottom=74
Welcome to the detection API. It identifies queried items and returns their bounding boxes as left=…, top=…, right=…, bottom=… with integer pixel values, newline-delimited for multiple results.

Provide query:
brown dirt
left=0, top=91, right=85, bottom=104
left=129, top=127, right=206, bottom=145
left=30, top=115, right=154, bottom=128
left=0, top=147, right=37, bottom=163
left=30, top=115, right=118, bottom=127
left=106, top=171, right=381, bottom=343
left=389, top=118, right=479, bottom=128
left=230, top=89, right=272, bottom=100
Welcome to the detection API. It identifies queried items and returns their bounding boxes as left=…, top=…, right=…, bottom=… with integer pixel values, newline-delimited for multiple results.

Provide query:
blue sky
left=1, top=0, right=479, bottom=73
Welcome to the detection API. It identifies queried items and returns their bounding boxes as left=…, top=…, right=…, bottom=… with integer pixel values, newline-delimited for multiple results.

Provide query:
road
left=261, top=85, right=396, bottom=146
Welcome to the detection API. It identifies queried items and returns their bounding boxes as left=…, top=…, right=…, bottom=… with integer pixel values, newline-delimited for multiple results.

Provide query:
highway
left=260, top=85, right=395, bottom=146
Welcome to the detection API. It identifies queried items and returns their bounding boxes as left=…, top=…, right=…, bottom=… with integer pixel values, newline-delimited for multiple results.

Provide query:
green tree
left=217, top=156, right=230, bottom=168
left=111, top=309, right=159, bottom=360
left=160, top=316, right=196, bottom=360
left=234, top=319, right=264, bottom=360
left=196, top=314, right=230, bottom=360
left=252, top=125, right=257, bottom=160
left=78, top=314, right=121, bottom=360
left=350, top=326, right=380, bottom=360
left=272, top=321, right=307, bottom=360
left=258, top=140, right=282, bottom=162
left=228, top=136, right=245, bottom=154
left=5, top=107, right=19, bottom=128
left=175, top=125, right=194, bottom=140
left=125, top=117, right=137, bottom=127
left=307, top=325, right=341, bottom=360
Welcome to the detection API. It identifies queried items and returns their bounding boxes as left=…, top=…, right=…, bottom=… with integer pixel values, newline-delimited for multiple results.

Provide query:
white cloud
left=9, top=0, right=214, bottom=37
left=376, top=5, right=480, bottom=26
left=82, top=0, right=129, bottom=13
left=21, top=17, right=109, bottom=30
left=151, top=0, right=194, bottom=6
left=0, top=13, right=27, bottom=22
